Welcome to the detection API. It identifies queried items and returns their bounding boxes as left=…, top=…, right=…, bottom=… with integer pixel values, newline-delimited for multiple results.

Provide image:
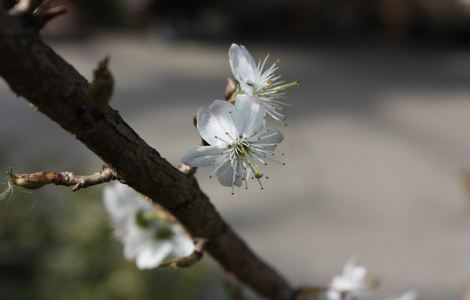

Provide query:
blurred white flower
left=460, top=0, right=470, bottom=7
left=182, top=95, right=284, bottom=190
left=327, top=257, right=369, bottom=300
left=103, top=183, right=194, bottom=269
left=388, top=291, right=418, bottom=300
left=229, top=43, right=299, bottom=121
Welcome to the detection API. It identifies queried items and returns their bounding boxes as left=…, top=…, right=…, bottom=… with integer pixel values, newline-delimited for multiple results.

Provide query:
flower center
left=155, top=226, right=174, bottom=240
left=229, top=138, right=263, bottom=179
left=135, top=211, right=175, bottom=240
left=230, top=138, right=250, bottom=155
left=135, top=210, right=155, bottom=228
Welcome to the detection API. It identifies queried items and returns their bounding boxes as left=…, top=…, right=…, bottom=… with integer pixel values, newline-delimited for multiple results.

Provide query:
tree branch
left=0, top=9, right=294, bottom=300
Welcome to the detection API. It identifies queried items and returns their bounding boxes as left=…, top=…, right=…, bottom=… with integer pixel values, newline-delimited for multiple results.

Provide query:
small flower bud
left=225, top=77, right=238, bottom=101
left=90, top=56, right=114, bottom=111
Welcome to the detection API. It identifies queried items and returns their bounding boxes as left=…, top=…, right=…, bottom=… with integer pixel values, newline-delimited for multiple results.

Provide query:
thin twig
left=8, top=165, right=118, bottom=191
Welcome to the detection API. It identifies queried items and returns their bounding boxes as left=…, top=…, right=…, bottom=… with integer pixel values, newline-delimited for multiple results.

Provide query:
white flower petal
left=136, top=241, right=173, bottom=269
left=168, top=224, right=194, bottom=257
left=391, top=291, right=418, bottom=300
left=229, top=43, right=257, bottom=87
left=103, top=183, right=139, bottom=222
left=216, top=160, right=240, bottom=187
left=232, top=159, right=245, bottom=187
left=329, top=257, right=368, bottom=295
left=197, top=100, right=238, bottom=147
left=103, top=182, right=155, bottom=245
left=182, top=145, right=225, bottom=167
left=326, top=290, right=341, bottom=300
left=343, top=258, right=367, bottom=286
left=330, top=276, right=353, bottom=292
left=234, top=94, right=265, bottom=137
left=171, top=237, right=195, bottom=258
left=122, top=227, right=147, bottom=259
left=349, top=267, right=366, bottom=286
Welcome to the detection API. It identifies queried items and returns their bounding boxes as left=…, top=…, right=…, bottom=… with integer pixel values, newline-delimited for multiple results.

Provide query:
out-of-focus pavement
left=2, top=36, right=470, bottom=299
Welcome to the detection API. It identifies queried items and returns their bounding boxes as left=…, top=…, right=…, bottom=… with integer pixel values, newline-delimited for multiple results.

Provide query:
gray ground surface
left=2, top=37, right=470, bottom=299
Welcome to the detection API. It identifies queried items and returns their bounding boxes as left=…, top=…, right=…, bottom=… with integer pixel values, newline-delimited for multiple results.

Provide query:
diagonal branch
left=0, top=9, right=295, bottom=300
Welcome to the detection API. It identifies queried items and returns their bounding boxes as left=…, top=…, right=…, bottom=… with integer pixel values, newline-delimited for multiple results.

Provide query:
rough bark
left=0, top=9, right=294, bottom=300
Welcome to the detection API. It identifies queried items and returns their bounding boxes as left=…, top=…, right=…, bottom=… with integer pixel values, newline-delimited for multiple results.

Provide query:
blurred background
left=2, top=0, right=470, bottom=299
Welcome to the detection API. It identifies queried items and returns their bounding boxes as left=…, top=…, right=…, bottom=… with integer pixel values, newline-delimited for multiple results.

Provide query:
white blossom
left=388, top=291, right=418, bottom=300
left=327, top=258, right=369, bottom=300
left=182, top=95, right=284, bottom=190
left=229, top=43, right=299, bottom=121
left=103, top=182, right=194, bottom=269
